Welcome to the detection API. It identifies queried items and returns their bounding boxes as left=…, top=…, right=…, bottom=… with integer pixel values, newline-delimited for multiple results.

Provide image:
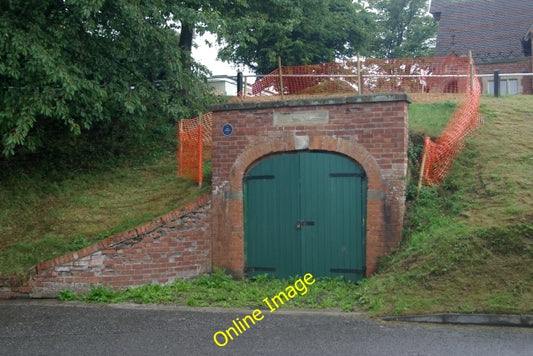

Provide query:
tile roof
left=430, top=0, right=533, bottom=62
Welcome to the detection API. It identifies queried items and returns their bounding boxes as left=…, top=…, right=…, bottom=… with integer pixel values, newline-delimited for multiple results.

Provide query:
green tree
left=0, top=0, right=212, bottom=158
left=367, top=0, right=437, bottom=58
left=217, top=0, right=374, bottom=75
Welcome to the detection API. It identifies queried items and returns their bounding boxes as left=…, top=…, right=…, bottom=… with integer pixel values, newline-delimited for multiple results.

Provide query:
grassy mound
left=356, top=95, right=533, bottom=315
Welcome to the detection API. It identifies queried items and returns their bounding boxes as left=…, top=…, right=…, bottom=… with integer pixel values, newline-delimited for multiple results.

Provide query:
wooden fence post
left=357, top=53, right=362, bottom=95
left=417, top=140, right=429, bottom=199
left=278, top=55, right=284, bottom=100
left=198, top=113, right=203, bottom=188
left=469, top=50, right=474, bottom=94
left=178, top=120, right=184, bottom=176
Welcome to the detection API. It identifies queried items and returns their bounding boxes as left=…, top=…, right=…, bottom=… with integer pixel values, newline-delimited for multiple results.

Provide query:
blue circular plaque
left=222, top=123, right=233, bottom=136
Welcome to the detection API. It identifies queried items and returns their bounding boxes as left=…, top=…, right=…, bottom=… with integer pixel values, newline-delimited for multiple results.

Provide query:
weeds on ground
left=59, top=268, right=362, bottom=312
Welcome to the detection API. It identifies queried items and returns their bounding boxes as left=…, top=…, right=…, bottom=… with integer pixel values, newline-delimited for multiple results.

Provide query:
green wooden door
left=244, top=151, right=366, bottom=281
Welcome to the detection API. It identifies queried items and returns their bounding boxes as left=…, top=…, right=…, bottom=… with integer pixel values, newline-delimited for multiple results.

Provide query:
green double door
left=244, top=151, right=367, bottom=281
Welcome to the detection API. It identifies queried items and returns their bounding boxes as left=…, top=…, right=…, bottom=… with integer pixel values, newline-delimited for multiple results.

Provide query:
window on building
left=488, top=79, right=519, bottom=95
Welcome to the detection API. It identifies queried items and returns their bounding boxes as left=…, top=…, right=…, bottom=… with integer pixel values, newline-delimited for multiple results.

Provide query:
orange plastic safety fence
left=177, top=57, right=480, bottom=186
left=177, top=112, right=213, bottom=183
left=421, top=66, right=482, bottom=186
left=232, top=56, right=473, bottom=102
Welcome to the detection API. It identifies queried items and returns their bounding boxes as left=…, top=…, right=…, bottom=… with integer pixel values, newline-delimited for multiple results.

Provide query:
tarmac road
left=1, top=300, right=532, bottom=356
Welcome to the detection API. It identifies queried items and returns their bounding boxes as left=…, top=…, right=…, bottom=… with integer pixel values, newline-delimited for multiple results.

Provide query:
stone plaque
left=273, top=110, right=329, bottom=126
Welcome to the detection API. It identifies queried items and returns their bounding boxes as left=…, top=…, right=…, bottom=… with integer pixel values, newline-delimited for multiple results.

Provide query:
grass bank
left=0, top=154, right=209, bottom=276
left=357, top=95, right=533, bottom=315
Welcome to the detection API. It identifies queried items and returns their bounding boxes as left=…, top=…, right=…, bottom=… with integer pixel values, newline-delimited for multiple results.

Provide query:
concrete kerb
left=3, top=299, right=531, bottom=328
left=383, top=313, right=533, bottom=328
left=0, top=299, right=366, bottom=319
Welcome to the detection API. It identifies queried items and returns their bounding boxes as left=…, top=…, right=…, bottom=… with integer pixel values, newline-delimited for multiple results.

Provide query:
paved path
left=1, top=300, right=532, bottom=355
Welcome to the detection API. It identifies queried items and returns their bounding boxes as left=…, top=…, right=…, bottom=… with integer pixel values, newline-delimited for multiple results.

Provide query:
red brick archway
left=218, top=136, right=388, bottom=277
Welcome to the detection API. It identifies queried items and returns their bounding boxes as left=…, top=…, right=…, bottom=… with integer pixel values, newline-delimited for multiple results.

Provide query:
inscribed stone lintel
left=273, top=110, right=329, bottom=126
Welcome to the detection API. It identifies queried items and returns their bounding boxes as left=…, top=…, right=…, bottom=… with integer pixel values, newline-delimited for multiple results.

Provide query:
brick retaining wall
left=0, top=195, right=211, bottom=299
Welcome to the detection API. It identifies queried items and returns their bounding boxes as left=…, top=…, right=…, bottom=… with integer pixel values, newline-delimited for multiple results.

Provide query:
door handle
left=296, top=220, right=315, bottom=229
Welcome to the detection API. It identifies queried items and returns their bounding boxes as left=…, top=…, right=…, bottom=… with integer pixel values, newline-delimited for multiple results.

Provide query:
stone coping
left=210, top=93, right=412, bottom=112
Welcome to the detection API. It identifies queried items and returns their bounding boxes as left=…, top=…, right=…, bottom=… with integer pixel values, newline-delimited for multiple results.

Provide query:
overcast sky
left=192, top=32, right=254, bottom=77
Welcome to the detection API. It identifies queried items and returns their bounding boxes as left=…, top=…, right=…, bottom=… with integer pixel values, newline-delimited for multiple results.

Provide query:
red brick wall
left=475, top=59, right=531, bottom=75
left=209, top=94, right=410, bottom=278
left=1, top=195, right=212, bottom=299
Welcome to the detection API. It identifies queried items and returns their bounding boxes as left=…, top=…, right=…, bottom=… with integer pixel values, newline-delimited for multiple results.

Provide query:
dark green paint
left=244, top=151, right=367, bottom=281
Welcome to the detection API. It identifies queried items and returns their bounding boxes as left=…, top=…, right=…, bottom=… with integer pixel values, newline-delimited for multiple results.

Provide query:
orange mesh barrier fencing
left=176, top=112, right=213, bottom=184
left=177, top=56, right=480, bottom=185
left=233, top=56, right=472, bottom=102
left=421, top=63, right=482, bottom=186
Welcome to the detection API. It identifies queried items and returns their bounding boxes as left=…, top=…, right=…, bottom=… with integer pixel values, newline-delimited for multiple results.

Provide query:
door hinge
left=329, top=172, right=366, bottom=178
left=330, top=267, right=366, bottom=274
left=244, top=175, right=275, bottom=182
left=245, top=266, right=276, bottom=272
